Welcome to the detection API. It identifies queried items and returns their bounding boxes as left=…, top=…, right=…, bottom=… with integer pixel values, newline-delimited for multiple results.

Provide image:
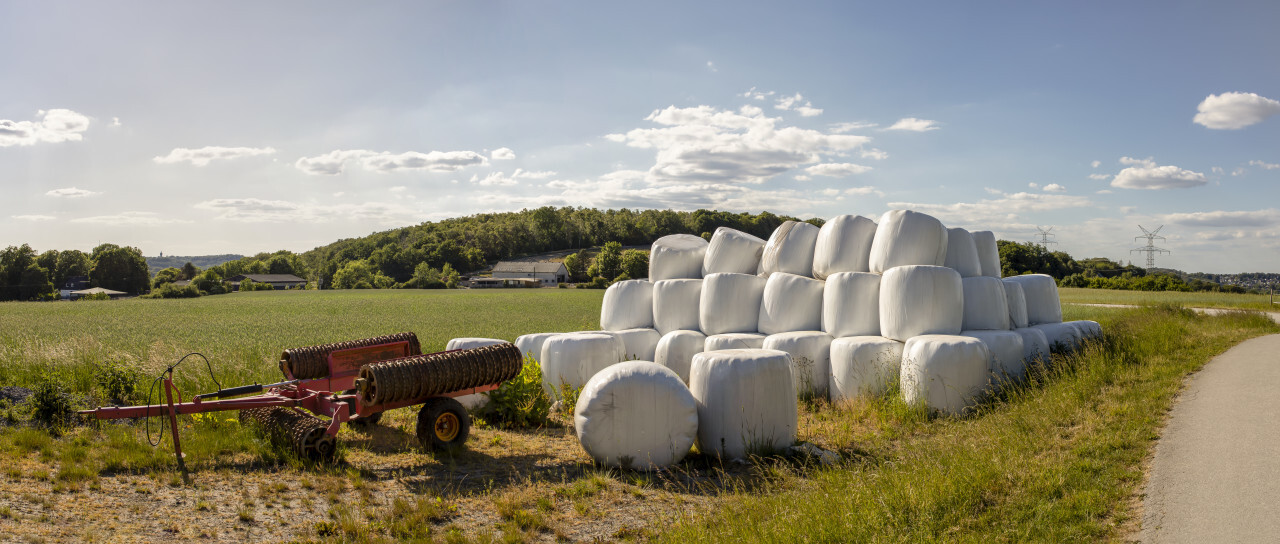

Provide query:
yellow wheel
left=434, top=411, right=460, bottom=441
left=416, top=397, right=470, bottom=451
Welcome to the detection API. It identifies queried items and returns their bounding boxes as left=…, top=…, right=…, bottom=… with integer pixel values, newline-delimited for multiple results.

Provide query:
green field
left=1059, top=286, right=1277, bottom=311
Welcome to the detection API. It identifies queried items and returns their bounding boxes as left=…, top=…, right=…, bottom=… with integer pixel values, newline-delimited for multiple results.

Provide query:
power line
left=1031, top=226, right=1058, bottom=249
left=1130, top=224, right=1170, bottom=269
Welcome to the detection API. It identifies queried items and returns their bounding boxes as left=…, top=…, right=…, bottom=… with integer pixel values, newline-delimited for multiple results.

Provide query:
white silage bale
left=829, top=336, right=904, bottom=400
left=961, top=276, right=1011, bottom=331
left=1071, top=320, right=1103, bottom=342
left=961, top=330, right=1026, bottom=382
left=879, top=265, right=964, bottom=342
left=613, top=328, right=661, bottom=361
left=704, top=333, right=766, bottom=351
left=868, top=210, right=949, bottom=274
left=515, top=333, right=560, bottom=363
left=822, top=272, right=881, bottom=338
left=762, top=331, right=833, bottom=398
left=703, top=227, right=766, bottom=276
left=655, top=330, right=706, bottom=383
left=758, top=273, right=825, bottom=334
left=600, top=280, right=655, bottom=331
left=652, top=279, right=702, bottom=335
left=574, top=361, right=698, bottom=469
left=689, top=349, right=797, bottom=459
left=811, top=214, right=877, bottom=280
left=900, top=335, right=990, bottom=414
left=1002, top=274, right=1062, bottom=325
left=540, top=332, right=626, bottom=396
left=699, top=273, right=767, bottom=335
left=944, top=228, right=983, bottom=278
left=1002, top=280, right=1029, bottom=329
left=1031, top=322, right=1081, bottom=352
left=1013, top=327, right=1051, bottom=366
left=649, top=234, right=709, bottom=281
left=446, top=337, right=506, bottom=350
left=759, top=221, right=820, bottom=278
left=972, top=231, right=1001, bottom=278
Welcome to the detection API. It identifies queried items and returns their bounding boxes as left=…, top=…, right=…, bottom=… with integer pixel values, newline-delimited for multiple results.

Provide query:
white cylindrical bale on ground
left=699, top=273, right=767, bottom=335
left=868, top=210, right=949, bottom=274
left=972, top=231, right=1001, bottom=278
left=961, top=276, right=1011, bottom=331
left=689, top=349, right=797, bottom=459
left=812, top=214, right=877, bottom=280
left=446, top=337, right=507, bottom=350
left=540, top=332, right=626, bottom=396
left=613, top=328, right=661, bottom=361
left=649, top=234, right=709, bottom=281
left=1013, top=327, right=1051, bottom=366
left=944, top=228, right=983, bottom=278
left=1031, top=322, right=1081, bottom=353
left=574, top=361, right=698, bottom=470
left=829, top=336, right=904, bottom=400
left=515, top=333, right=560, bottom=363
left=961, top=330, right=1026, bottom=382
left=600, top=280, right=655, bottom=331
left=704, top=333, right=766, bottom=351
left=822, top=272, right=881, bottom=338
left=762, top=331, right=833, bottom=398
left=652, top=279, right=702, bottom=335
left=1002, top=280, right=1029, bottom=329
left=703, top=227, right=766, bottom=276
left=1002, top=274, right=1062, bottom=325
left=759, top=221, right=821, bottom=278
left=1071, top=320, right=1103, bottom=342
left=655, top=330, right=706, bottom=383
left=758, top=273, right=825, bottom=335
left=879, top=265, right=964, bottom=342
left=900, top=335, right=991, bottom=414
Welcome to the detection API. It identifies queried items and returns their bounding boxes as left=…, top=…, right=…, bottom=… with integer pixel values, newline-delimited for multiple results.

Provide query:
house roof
left=491, top=262, right=566, bottom=274
left=227, top=274, right=306, bottom=283
left=71, top=287, right=126, bottom=295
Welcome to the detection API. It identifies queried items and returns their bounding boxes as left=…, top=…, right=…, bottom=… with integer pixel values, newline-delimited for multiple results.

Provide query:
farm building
left=69, top=287, right=126, bottom=300
left=490, top=262, right=568, bottom=286
left=225, top=274, right=307, bottom=291
left=468, top=278, right=543, bottom=289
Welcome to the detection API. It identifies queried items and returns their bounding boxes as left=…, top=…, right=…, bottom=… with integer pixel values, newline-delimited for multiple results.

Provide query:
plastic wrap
left=944, top=228, right=983, bottom=278
left=758, top=273, right=825, bottom=335
left=704, top=333, right=766, bottom=351
left=1002, top=274, right=1062, bottom=325
left=600, top=279, right=655, bottom=331
left=1031, top=322, right=1081, bottom=353
left=972, top=231, right=1001, bottom=278
left=652, top=279, right=703, bottom=335
left=689, top=349, right=797, bottom=459
left=703, top=227, right=766, bottom=276
left=961, top=330, right=1026, bottom=382
left=613, top=328, right=661, bottom=362
left=539, top=332, right=626, bottom=396
left=762, top=331, right=833, bottom=398
left=649, top=234, right=709, bottom=281
left=1071, top=320, right=1103, bottom=342
left=879, top=265, right=964, bottom=342
left=1002, top=280, right=1029, bottom=329
left=655, top=330, right=706, bottom=383
left=900, top=335, right=990, bottom=414
left=961, top=276, right=1011, bottom=331
left=574, top=361, right=698, bottom=469
left=759, top=221, right=820, bottom=278
left=699, top=273, right=767, bottom=335
left=829, top=336, right=904, bottom=400
left=1012, top=327, right=1050, bottom=366
left=822, top=272, right=881, bottom=338
left=515, top=333, right=561, bottom=363
left=868, top=210, right=949, bottom=274
left=811, top=214, right=877, bottom=280
left=446, top=337, right=507, bottom=350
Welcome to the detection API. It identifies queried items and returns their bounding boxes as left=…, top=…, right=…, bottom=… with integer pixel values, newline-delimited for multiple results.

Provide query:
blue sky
left=2, top=1, right=1278, bottom=272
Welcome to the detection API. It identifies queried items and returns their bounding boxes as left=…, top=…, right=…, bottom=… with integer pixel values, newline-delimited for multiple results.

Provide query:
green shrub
left=148, top=282, right=202, bottom=299
left=29, top=381, right=76, bottom=431
left=94, top=359, right=142, bottom=405
left=475, top=357, right=552, bottom=428
left=238, top=279, right=276, bottom=292
left=77, top=292, right=110, bottom=301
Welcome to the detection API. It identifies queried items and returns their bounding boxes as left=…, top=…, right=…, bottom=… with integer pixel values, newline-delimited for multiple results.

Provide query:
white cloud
left=45, top=187, right=99, bottom=198
left=71, top=212, right=189, bottom=226
left=1120, top=206, right=1137, bottom=214
left=490, top=147, right=516, bottom=160
left=1119, top=156, right=1156, bottom=167
left=774, top=93, right=823, bottom=117
left=1096, top=189, right=1113, bottom=194
left=0, top=109, right=90, bottom=147
left=1027, top=182, right=1040, bottom=189
left=1091, top=160, right=1101, bottom=168
left=804, top=163, right=872, bottom=177
left=706, top=61, right=717, bottom=72
left=1043, top=183, right=1066, bottom=193
left=1193, top=92, right=1280, bottom=130
left=111, top=117, right=121, bottom=127
left=194, top=198, right=416, bottom=224
left=1212, top=166, right=1224, bottom=174
left=741, top=87, right=775, bottom=101
left=885, top=117, right=939, bottom=132
left=859, top=148, right=888, bottom=160
left=1088, top=173, right=1111, bottom=180
left=888, top=190, right=1093, bottom=228
left=389, top=186, right=408, bottom=193
left=153, top=146, right=276, bottom=167
left=12, top=215, right=55, bottom=221
left=831, top=121, right=878, bottom=133
left=1165, top=209, right=1280, bottom=227
left=469, top=168, right=558, bottom=187
left=295, top=149, right=487, bottom=175
left=1248, top=160, right=1280, bottom=170
left=1111, top=158, right=1207, bottom=190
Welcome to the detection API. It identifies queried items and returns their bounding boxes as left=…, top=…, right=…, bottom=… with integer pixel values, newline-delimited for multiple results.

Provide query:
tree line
left=997, top=240, right=1251, bottom=293
left=0, top=244, right=148, bottom=301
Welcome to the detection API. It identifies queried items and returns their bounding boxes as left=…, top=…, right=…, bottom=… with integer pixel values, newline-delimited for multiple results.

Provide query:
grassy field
left=1059, top=286, right=1277, bottom=311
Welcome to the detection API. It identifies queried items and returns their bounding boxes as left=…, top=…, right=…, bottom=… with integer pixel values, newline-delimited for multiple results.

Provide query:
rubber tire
left=416, top=397, right=470, bottom=452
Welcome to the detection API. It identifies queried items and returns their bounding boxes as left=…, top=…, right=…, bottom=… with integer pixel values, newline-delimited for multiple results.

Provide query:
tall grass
left=1059, top=286, right=1276, bottom=311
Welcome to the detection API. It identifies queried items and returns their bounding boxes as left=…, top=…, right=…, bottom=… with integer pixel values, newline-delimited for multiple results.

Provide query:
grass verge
left=1058, top=286, right=1276, bottom=311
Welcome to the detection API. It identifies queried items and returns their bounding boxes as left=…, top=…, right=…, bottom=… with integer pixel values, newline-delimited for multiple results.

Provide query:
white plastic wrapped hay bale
left=540, top=332, right=625, bottom=396
left=689, top=349, right=797, bottom=459
left=829, top=336, right=904, bottom=400
left=961, top=276, right=1011, bottom=331
left=1002, top=280, right=1029, bottom=329
left=703, top=227, right=766, bottom=276
left=600, top=280, right=655, bottom=331
left=613, top=328, right=661, bottom=361
left=759, top=221, right=820, bottom=278
left=515, top=333, right=560, bottom=363
left=1013, top=327, right=1051, bottom=366
left=944, top=228, right=983, bottom=278
left=1071, top=320, right=1103, bottom=342
left=704, top=332, right=766, bottom=351
left=868, top=210, right=949, bottom=274
left=812, top=214, right=877, bottom=280
left=652, top=279, right=702, bottom=335
left=699, top=273, right=767, bottom=335
left=446, top=337, right=506, bottom=350
left=758, top=273, right=825, bottom=335
left=879, top=265, right=964, bottom=342
left=972, top=231, right=1001, bottom=278
left=574, top=361, right=698, bottom=469
left=655, top=330, right=706, bottom=383
left=649, top=234, right=709, bottom=281
left=762, top=331, right=833, bottom=398
left=1031, top=322, right=1081, bottom=352
left=961, top=330, right=1026, bottom=382
left=900, top=335, right=990, bottom=414
left=822, top=272, right=881, bottom=338
left=1002, top=274, right=1062, bottom=325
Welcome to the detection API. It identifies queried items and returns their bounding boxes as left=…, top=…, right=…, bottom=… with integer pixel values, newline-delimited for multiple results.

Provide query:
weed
left=237, top=507, right=255, bottom=523
left=476, top=357, right=553, bottom=428
left=28, top=382, right=76, bottom=431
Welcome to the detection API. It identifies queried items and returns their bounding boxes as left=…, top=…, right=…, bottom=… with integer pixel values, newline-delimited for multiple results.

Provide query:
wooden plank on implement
left=327, top=341, right=412, bottom=377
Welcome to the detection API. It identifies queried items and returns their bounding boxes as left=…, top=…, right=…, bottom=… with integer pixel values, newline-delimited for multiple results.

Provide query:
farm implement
left=77, top=333, right=522, bottom=471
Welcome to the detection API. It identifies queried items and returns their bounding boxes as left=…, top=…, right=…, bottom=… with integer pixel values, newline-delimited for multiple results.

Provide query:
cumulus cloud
left=1193, top=92, right=1280, bottom=129
left=70, top=212, right=189, bottom=226
left=469, top=168, right=557, bottom=187
left=820, top=186, right=884, bottom=199
left=1249, top=160, right=1280, bottom=170
left=1088, top=173, right=1111, bottom=180
left=153, top=146, right=276, bottom=167
left=742, top=87, right=775, bottom=101
left=12, top=215, right=55, bottom=221
left=804, top=163, right=872, bottom=177
left=195, top=198, right=416, bottom=223
left=0, top=109, right=91, bottom=147
left=888, top=190, right=1092, bottom=227
left=1043, top=183, right=1066, bottom=193
left=1119, top=156, right=1155, bottom=167
left=1028, top=182, right=1039, bottom=189
left=1165, top=209, right=1280, bottom=227
left=1091, top=160, right=1101, bottom=168
left=45, top=187, right=99, bottom=198
left=773, top=93, right=823, bottom=117
left=490, top=147, right=516, bottom=160
left=859, top=148, right=888, bottom=160
left=885, top=117, right=939, bottom=132
left=1111, top=158, right=1207, bottom=190
left=295, top=149, right=487, bottom=175
left=831, top=121, right=878, bottom=133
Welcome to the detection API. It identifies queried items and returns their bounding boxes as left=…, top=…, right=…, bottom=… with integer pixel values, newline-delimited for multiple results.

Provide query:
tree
left=90, top=245, right=150, bottom=294
left=192, top=269, right=228, bottom=295
left=19, top=263, right=54, bottom=300
left=332, top=260, right=393, bottom=289
left=563, top=250, right=589, bottom=282
left=619, top=249, right=649, bottom=280
left=592, top=242, right=623, bottom=280
left=180, top=262, right=201, bottom=281
left=0, top=244, right=39, bottom=300
left=55, top=250, right=91, bottom=287
left=153, top=267, right=182, bottom=289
